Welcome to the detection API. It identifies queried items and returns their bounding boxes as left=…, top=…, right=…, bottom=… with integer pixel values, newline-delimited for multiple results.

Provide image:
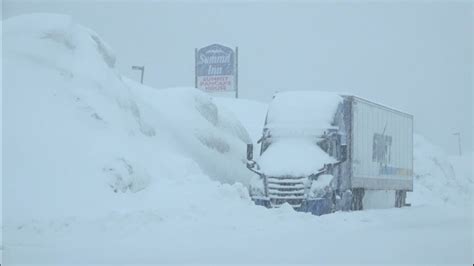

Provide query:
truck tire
left=395, top=190, right=407, bottom=208
left=351, top=188, right=364, bottom=211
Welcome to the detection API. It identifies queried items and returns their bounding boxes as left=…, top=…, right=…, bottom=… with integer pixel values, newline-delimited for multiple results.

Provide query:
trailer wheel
left=351, top=188, right=364, bottom=211
left=395, top=190, right=407, bottom=208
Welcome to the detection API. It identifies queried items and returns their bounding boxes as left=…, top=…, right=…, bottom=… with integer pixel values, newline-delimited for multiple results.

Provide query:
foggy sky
left=3, top=1, right=473, bottom=154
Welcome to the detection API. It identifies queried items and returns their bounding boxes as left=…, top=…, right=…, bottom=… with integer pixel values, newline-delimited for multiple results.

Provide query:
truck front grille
left=266, top=176, right=307, bottom=208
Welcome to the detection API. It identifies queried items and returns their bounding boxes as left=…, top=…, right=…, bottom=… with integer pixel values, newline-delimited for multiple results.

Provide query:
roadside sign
left=195, top=44, right=238, bottom=97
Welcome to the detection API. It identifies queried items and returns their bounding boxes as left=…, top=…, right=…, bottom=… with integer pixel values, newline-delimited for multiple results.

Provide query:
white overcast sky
left=3, top=1, right=473, bottom=154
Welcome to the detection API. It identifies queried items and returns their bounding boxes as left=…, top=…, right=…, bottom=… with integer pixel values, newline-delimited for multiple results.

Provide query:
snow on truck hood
left=257, top=138, right=336, bottom=177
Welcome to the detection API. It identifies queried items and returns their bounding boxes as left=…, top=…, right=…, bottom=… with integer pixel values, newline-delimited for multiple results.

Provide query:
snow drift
left=213, top=97, right=268, bottom=144
left=3, top=14, right=253, bottom=223
left=409, top=134, right=473, bottom=205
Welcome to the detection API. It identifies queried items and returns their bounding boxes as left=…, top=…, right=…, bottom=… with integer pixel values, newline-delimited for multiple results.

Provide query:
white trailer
left=246, top=91, right=414, bottom=214
left=338, top=96, right=413, bottom=210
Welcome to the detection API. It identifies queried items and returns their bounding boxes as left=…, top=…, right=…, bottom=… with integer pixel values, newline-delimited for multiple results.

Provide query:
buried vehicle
left=246, top=91, right=413, bottom=215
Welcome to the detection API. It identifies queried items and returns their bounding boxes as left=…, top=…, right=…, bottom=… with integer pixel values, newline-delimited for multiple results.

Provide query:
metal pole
left=235, top=46, right=239, bottom=99
left=453, top=132, right=462, bottom=156
left=132, top=66, right=145, bottom=84
left=195, top=48, right=198, bottom=89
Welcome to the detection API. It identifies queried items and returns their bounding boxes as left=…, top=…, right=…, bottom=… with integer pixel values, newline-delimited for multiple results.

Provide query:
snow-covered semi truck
left=246, top=91, right=413, bottom=215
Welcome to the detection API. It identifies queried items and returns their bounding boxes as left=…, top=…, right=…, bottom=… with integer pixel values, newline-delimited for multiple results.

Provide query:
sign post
left=235, top=46, right=239, bottom=99
left=195, top=44, right=238, bottom=98
left=132, top=65, right=145, bottom=84
left=194, top=48, right=198, bottom=88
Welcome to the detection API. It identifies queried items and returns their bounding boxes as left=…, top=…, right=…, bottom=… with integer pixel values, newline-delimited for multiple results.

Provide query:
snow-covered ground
left=6, top=204, right=472, bottom=264
left=2, top=14, right=473, bottom=264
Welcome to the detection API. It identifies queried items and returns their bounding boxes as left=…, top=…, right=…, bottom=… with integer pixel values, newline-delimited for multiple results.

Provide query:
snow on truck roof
left=265, top=91, right=342, bottom=137
left=266, top=91, right=413, bottom=128
left=349, top=95, right=414, bottom=118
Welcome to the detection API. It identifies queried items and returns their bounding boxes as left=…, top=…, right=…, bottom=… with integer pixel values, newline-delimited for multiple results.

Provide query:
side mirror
left=246, top=144, right=253, bottom=161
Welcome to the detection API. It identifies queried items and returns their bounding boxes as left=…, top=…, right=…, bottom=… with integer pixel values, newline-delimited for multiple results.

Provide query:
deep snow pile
left=213, top=97, right=267, bottom=145
left=3, top=14, right=253, bottom=224
left=409, top=134, right=473, bottom=205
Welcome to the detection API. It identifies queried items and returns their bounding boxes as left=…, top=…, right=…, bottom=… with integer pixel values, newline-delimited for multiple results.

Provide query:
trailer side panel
left=350, top=97, right=413, bottom=191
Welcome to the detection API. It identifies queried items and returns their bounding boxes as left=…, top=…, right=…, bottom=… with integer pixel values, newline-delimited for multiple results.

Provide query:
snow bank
left=265, top=91, right=342, bottom=137
left=122, top=81, right=253, bottom=185
left=258, top=138, right=335, bottom=177
left=3, top=14, right=252, bottom=224
left=409, top=134, right=473, bottom=206
left=213, top=97, right=268, bottom=145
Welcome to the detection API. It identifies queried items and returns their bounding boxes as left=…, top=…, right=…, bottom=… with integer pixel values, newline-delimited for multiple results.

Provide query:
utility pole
left=235, top=46, right=239, bottom=99
left=195, top=48, right=198, bottom=88
left=132, top=65, right=145, bottom=84
left=453, top=132, right=462, bottom=156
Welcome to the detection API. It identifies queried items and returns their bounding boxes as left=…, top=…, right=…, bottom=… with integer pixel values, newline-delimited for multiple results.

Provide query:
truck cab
left=246, top=91, right=348, bottom=215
